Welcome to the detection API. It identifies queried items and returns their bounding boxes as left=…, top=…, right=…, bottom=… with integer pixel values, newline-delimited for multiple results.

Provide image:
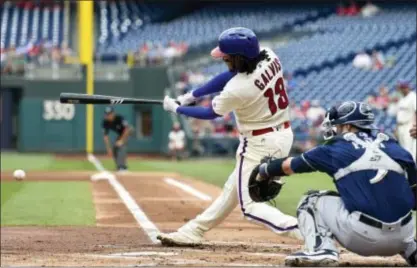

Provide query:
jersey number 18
left=263, top=77, right=289, bottom=115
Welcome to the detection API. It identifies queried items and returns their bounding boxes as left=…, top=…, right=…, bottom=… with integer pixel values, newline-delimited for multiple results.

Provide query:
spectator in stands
left=371, top=50, right=385, bottom=70
left=1, top=49, right=11, bottom=74
left=3, top=46, right=25, bottom=75
left=336, top=1, right=348, bottom=16
left=168, top=122, right=186, bottom=161
left=300, top=100, right=310, bottom=118
left=134, top=43, right=149, bottom=66
left=366, top=92, right=378, bottom=107
left=290, top=102, right=305, bottom=119
left=361, top=0, right=380, bottom=18
left=27, top=42, right=41, bottom=63
left=190, top=126, right=205, bottom=157
left=212, top=117, right=227, bottom=137
left=306, top=100, right=326, bottom=127
left=376, top=86, right=390, bottom=110
left=367, top=86, right=390, bottom=111
left=188, top=71, right=206, bottom=87
left=345, top=0, right=360, bottom=16
left=51, top=46, right=61, bottom=68
left=60, top=41, right=73, bottom=59
left=178, top=41, right=189, bottom=56
left=353, top=50, right=372, bottom=70
left=283, top=71, right=297, bottom=92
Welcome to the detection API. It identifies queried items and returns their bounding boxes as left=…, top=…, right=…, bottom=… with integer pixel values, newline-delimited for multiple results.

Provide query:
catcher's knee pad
left=296, top=190, right=338, bottom=217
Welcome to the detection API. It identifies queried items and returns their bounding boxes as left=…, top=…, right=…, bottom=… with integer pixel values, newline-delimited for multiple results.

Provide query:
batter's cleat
left=157, top=231, right=203, bottom=247
left=284, top=249, right=339, bottom=267
left=282, top=229, right=304, bottom=241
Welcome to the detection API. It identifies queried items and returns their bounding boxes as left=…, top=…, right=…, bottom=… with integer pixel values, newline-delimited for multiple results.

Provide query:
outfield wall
left=1, top=66, right=174, bottom=153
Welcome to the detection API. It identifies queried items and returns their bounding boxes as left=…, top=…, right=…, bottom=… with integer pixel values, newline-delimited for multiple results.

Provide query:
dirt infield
left=0, top=170, right=408, bottom=266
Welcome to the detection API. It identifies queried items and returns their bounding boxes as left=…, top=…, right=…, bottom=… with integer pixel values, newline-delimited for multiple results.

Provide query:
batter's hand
left=410, top=124, right=416, bottom=139
left=163, top=96, right=179, bottom=113
left=176, top=91, right=196, bottom=106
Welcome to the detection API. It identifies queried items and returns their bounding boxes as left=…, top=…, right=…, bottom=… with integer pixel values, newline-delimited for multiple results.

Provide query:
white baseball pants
left=178, top=128, right=299, bottom=237
left=398, top=123, right=416, bottom=161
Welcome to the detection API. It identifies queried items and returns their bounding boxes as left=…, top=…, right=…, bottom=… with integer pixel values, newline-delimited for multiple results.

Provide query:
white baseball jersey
left=396, top=91, right=416, bottom=125
left=212, top=48, right=290, bottom=133
left=169, top=130, right=185, bottom=144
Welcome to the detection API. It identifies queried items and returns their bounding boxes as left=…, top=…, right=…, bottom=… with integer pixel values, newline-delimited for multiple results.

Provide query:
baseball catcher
left=251, top=101, right=416, bottom=266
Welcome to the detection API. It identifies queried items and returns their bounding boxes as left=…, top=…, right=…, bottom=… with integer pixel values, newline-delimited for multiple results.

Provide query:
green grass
left=1, top=181, right=95, bottom=226
left=1, top=152, right=53, bottom=171
left=102, top=158, right=236, bottom=186
left=1, top=152, right=335, bottom=218
left=0, top=152, right=95, bottom=171
left=103, top=158, right=335, bottom=216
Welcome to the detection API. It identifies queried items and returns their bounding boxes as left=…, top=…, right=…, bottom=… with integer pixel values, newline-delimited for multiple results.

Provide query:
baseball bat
left=59, top=93, right=163, bottom=105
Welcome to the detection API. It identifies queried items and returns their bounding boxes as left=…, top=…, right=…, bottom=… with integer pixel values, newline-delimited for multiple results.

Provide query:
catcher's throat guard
left=322, top=113, right=337, bottom=140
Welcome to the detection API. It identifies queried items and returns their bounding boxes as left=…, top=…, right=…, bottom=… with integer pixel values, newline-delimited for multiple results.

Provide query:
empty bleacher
left=96, top=2, right=332, bottom=54
left=0, top=1, right=67, bottom=49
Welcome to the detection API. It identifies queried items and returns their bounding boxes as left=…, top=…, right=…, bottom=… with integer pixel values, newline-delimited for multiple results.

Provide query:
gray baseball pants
left=297, top=191, right=416, bottom=264
left=113, top=143, right=127, bottom=170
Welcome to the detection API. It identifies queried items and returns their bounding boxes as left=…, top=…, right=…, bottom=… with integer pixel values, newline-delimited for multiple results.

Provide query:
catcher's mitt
left=248, top=156, right=284, bottom=203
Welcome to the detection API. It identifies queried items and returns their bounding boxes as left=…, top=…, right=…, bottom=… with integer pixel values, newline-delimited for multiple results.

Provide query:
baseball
left=13, top=169, right=26, bottom=181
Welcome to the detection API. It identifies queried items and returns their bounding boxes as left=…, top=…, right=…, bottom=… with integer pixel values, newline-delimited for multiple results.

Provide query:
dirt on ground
left=0, top=169, right=408, bottom=266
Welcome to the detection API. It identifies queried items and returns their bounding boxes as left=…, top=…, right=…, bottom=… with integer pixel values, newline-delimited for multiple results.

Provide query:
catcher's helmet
left=322, top=101, right=377, bottom=140
left=211, top=27, right=260, bottom=59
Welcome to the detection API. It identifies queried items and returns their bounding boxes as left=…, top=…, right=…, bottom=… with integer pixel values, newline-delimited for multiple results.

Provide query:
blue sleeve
left=291, top=145, right=335, bottom=174
left=176, top=105, right=221, bottom=120
left=192, top=71, right=237, bottom=98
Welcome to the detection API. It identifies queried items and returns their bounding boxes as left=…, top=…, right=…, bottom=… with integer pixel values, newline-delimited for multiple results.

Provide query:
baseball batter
left=252, top=101, right=416, bottom=266
left=396, top=81, right=416, bottom=161
left=159, top=27, right=301, bottom=245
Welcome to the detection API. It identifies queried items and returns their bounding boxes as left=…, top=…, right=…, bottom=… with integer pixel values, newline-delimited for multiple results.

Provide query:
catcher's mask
left=322, top=101, right=378, bottom=140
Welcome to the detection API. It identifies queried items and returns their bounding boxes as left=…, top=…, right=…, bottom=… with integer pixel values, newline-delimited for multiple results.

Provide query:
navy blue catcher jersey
left=292, top=131, right=416, bottom=222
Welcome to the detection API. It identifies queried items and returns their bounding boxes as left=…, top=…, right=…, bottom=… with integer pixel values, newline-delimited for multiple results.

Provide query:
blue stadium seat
left=1, top=1, right=66, bottom=49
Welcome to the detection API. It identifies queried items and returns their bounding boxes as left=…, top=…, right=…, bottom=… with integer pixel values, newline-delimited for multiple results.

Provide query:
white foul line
left=164, top=177, right=212, bottom=201
left=87, top=153, right=160, bottom=244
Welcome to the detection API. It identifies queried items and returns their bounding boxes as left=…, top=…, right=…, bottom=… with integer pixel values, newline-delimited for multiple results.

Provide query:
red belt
left=251, top=121, right=291, bottom=136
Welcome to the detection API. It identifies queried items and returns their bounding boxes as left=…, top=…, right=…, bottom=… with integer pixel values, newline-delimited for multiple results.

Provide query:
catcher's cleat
left=157, top=231, right=203, bottom=247
left=284, top=249, right=339, bottom=267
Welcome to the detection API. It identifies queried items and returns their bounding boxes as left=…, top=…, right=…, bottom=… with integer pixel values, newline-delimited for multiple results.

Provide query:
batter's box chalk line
left=90, top=171, right=113, bottom=181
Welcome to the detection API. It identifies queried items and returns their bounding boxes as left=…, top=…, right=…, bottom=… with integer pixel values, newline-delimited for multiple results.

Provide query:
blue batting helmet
left=211, top=27, right=260, bottom=59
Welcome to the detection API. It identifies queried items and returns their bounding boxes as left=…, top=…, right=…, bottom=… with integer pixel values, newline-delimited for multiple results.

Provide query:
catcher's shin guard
left=296, top=191, right=339, bottom=253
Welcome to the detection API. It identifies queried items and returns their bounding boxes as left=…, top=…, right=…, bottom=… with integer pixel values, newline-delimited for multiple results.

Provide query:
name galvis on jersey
left=254, top=58, right=282, bottom=91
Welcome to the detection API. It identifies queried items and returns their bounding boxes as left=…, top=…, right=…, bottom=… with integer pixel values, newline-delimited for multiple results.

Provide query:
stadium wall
left=1, top=66, right=173, bottom=153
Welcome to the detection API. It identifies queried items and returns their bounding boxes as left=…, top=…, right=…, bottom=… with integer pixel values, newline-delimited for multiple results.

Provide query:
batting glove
left=163, top=96, right=180, bottom=113
left=176, top=91, right=196, bottom=106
